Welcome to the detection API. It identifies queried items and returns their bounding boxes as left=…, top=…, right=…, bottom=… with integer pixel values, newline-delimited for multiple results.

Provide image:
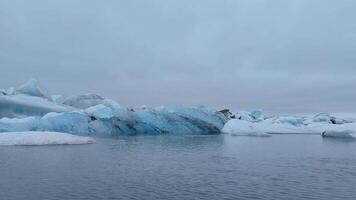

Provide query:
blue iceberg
left=0, top=80, right=228, bottom=137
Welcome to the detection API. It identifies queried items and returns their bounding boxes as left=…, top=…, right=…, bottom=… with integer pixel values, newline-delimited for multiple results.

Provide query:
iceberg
left=223, top=111, right=356, bottom=137
left=0, top=131, right=95, bottom=146
left=0, top=79, right=228, bottom=136
left=321, top=130, right=355, bottom=139
left=223, top=119, right=320, bottom=135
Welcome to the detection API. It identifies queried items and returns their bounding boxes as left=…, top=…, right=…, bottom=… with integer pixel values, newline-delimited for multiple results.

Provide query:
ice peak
left=16, top=78, right=48, bottom=98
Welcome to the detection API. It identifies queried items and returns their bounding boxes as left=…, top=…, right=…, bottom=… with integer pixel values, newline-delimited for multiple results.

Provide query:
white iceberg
left=0, top=131, right=95, bottom=146
left=223, top=112, right=356, bottom=137
left=222, top=120, right=271, bottom=137
left=321, top=130, right=356, bottom=139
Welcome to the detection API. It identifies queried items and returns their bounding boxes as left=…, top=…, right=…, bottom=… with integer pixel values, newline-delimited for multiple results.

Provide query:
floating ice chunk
left=223, top=112, right=356, bottom=136
left=321, top=130, right=355, bottom=139
left=0, top=131, right=95, bottom=146
left=223, top=118, right=324, bottom=135
left=85, top=104, right=114, bottom=120
left=16, top=79, right=48, bottom=98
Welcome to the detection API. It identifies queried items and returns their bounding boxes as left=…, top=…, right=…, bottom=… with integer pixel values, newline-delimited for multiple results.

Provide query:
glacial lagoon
left=1, top=134, right=355, bottom=200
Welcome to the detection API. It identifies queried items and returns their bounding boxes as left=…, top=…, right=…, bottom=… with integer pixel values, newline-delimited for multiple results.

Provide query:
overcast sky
left=0, top=0, right=355, bottom=114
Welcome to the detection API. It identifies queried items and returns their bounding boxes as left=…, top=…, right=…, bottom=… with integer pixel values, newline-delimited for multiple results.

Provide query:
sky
left=0, top=0, right=355, bottom=114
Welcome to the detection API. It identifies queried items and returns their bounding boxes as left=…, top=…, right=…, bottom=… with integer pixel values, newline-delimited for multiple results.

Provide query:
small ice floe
left=321, top=130, right=355, bottom=139
left=0, top=131, right=95, bottom=146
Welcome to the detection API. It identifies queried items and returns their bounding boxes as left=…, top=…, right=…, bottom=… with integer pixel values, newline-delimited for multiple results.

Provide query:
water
left=0, top=134, right=355, bottom=200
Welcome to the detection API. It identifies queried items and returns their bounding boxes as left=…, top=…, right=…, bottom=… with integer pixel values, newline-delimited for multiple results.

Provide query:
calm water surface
left=0, top=134, right=355, bottom=200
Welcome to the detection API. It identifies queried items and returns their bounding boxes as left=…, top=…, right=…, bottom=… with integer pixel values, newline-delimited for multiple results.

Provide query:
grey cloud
left=0, top=0, right=355, bottom=114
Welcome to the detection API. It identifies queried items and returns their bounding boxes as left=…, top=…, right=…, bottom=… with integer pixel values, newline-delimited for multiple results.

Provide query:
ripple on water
left=0, top=135, right=355, bottom=200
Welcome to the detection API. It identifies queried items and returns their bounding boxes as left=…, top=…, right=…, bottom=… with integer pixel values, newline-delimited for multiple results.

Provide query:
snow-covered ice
left=3, top=79, right=355, bottom=139
left=223, top=120, right=271, bottom=137
left=223, top=110, right=356, bottom=138
left=0, top=131, right=95, bottom=146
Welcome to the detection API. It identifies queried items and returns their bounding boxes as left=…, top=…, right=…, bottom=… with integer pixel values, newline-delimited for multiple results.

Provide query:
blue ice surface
left=0, top=80, right=228, bottom=137
left=0, top=105, right=228, bottom=137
